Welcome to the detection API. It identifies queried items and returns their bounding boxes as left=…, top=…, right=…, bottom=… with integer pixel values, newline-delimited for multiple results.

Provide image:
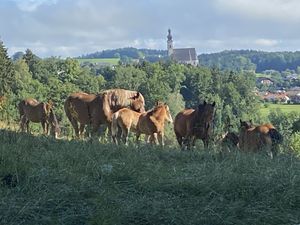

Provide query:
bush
left=289, top=132, right=300, bottom=156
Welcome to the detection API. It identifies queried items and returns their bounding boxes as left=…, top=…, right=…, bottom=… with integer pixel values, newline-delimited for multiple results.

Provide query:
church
left=167, top=29, right=199, bottom=66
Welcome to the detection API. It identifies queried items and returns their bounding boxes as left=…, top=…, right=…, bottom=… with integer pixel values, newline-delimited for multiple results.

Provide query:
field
left=0, top=129, right=300, bottom=225
left=260, top=103, right=300, bottom=117
left=76, top=58, right=120, bottom=65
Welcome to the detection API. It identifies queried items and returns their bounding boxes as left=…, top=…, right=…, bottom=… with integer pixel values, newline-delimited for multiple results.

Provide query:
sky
left=1, top=0, right=300, bottom=57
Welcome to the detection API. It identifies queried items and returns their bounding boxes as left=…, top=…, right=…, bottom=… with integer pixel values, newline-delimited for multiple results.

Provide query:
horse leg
left=158, top=132, right=164, bottom=146
left=79, top=123, right=85, bottom=139
left=41, top=121, right=47, bottom=135
left=20, top=115, right=27, bottom=132
left=70, top=119, right=80, bottom=138
left=203, top=138, right=209, bottom=149
left=175, top=132, right=183, bottom=146
left=152, top=133, right=159, bottom=145
left=123, top=128, right=130, bottom=145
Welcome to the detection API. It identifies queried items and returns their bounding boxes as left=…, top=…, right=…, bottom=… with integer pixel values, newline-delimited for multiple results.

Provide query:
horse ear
left=250, top=119, right=253, bottom=124
left=240, top=119, right=243, bottom=125
left=203, top=100, right=207, bottom=105
left=212, top=102, right=216, bottom=107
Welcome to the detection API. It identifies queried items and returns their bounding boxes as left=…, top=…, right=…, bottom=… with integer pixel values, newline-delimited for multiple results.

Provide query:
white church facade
left=167, top=29, right=199, bottom=66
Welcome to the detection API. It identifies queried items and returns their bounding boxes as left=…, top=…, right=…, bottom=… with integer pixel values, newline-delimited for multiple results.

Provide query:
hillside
left=1, top=129, right=300, bottom=225
left=199, top=50, right=300, bottom=72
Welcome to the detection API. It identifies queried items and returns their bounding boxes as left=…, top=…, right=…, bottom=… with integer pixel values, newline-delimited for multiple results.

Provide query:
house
left=256, top=77, right=274, bottom=85
left=260, top=92, right=290, bottom=103
left=167, top=29, right=199, bottom=66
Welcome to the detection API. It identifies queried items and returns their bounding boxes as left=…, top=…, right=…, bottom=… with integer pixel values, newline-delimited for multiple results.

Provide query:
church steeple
left=167, top=29, right=173, bottom=56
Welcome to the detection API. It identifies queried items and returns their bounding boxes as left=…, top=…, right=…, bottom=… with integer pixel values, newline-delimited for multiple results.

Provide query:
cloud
left=1, top=0, right=300, bottom=57
left=254, top=39, right=279, bottom=47
left=215, top=0, right=300, bottom=23
left=12, top=0, right=57, bottom=12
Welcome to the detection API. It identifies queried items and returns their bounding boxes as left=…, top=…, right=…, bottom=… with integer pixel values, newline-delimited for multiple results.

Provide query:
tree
left=0, top=40, right=16, bottom=95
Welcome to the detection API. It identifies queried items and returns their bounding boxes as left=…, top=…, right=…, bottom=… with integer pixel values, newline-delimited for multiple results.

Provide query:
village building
left=256, top=77, right=274, bottom=86
left=167, top=29, right=199, bottom=66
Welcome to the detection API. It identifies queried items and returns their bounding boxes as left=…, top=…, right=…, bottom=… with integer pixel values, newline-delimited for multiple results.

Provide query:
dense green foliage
left=200, top=50, right=300, bottom=72
left=0, top=130, right=299, bottom=225
left=79, top=47, right=168, bottom=63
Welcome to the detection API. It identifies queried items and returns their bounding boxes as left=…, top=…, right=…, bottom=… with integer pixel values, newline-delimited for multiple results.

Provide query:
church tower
left=167, top=29, right=173, bottom=56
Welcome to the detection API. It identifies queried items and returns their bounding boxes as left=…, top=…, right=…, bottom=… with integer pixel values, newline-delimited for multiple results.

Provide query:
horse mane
left=101, top=89, right=144, bottom=108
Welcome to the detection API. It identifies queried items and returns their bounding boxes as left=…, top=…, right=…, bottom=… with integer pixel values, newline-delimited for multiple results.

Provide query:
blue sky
left=1, top=0, right=300, bottom=57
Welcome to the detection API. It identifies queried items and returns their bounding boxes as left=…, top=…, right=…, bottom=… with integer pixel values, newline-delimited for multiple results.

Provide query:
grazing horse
left=18, top=98, right=60, bottom=138
left=111, top=102, right=173, bottom=145
left=64, top=89, right=145, bottom=138
left=174, top=101, right=216, bottom=150
left=239, top=120, right=283, bottom=158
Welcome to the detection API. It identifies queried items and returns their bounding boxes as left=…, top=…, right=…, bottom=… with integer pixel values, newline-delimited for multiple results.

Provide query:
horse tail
left=111, top=112, right=119, bottom=144
left=18, top=100, right=25, bottom=119
left=64, top=97, right=74, bottom=123
left=268, top=128, right=283, bottom=145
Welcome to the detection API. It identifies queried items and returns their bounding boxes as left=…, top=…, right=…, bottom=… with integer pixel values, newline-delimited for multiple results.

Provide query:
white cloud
left=12, top=0, right=57, bottom=12
left=215, top=0, right=300, bottom=23
left=254, top=39, right=279, bottom=47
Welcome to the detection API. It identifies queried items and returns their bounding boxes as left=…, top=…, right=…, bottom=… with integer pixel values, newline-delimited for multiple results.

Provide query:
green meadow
left=260, top=103, right=300, bottom=117
left=76, top=58, right=120, bottom=65
left=0, top=129, right=299, bottom=225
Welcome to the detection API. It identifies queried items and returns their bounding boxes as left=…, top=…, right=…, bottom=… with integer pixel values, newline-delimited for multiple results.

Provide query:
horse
left=18, top=98, right=60, bottom=138
left=64, top=89, right=145, bottom=138
left=111, top=102, right=173, bottom=146
left=239, top=120, right=283, bottom=158
left=174, top=101, right=216, bottom=150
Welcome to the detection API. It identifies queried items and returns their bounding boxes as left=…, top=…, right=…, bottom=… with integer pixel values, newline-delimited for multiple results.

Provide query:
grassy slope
left=260, top=103, right=300, bottom=117
left=0, top=129, right=300, bottom=225
left=76, top=58, right=120, bottom=65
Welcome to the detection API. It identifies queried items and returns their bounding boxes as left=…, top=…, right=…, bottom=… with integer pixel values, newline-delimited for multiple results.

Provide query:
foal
left=111, top=102, right=173, bottom=145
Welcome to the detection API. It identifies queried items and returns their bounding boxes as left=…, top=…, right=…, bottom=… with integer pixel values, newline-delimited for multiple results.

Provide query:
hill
left=199, top=50, right=300, bottom=72
left=78, top=47, right=168, bottom=62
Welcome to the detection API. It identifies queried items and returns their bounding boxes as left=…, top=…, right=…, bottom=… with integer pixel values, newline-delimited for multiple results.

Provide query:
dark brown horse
left=174, top=101, right=216, bottom=150
left=111, top=101, right=173, bottom=145
left=18, top=98, right=60, bottom=138
left=64, top=89, right=145, bottom=138
left=239, top=120, right=282, bottom=158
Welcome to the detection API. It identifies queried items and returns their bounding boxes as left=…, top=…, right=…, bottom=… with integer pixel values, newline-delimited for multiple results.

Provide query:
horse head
left=162, top=102, right=173, bottom=124
left=129, top=92, right=145, bottom=113
left=240, top=119, right=254, bottom=130
left=197, top=100, right=216, bottom=124
left=153, top=101, right=173, bottom=124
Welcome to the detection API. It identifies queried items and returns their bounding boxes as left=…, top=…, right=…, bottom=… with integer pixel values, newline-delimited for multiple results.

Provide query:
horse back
left=64, top=92, right=98, bottom=124
left=174, top=109, right=195, bottom=136
left=102, top=89, right=145, bottom=111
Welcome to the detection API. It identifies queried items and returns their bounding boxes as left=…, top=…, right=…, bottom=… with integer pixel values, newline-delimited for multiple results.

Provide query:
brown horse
left=64, top=89, right=145, bottom=138
left=174, top=101, right=216, bottom=150
left=18, top=98, right=60, bottom=138
left=111, top=102, right=173, bottom=145
left=239, top=120, right=283, bottom=158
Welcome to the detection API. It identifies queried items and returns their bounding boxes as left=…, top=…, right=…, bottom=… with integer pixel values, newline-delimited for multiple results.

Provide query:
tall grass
left=0, top=129, right=299, bottom=225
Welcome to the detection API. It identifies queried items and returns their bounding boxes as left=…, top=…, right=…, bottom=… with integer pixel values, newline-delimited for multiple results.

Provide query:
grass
left=260, top=103, right=300, bottom=117
left=76, top=58, right=120, bottom=65
left=0, top=129, right=300, bottom=225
